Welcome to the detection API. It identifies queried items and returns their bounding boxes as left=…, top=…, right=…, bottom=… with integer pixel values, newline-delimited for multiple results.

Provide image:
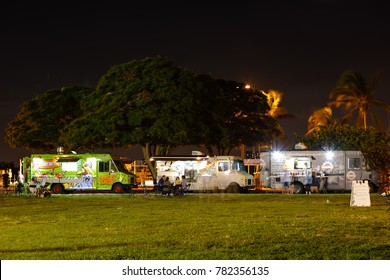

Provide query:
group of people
left=157, top=175, right=189, bottom=196
left=282, top=169, right=317, bottom=194
left=1, top=170, right=24, bottom=195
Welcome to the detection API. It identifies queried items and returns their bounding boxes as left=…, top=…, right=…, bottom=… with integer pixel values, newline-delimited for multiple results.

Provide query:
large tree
left=7, top=56, right=281, bottom=180
left=60, top=57, right=280, bottom=177
left=207, top=81, right=280, bottom=155
left=262, top=89, right=294, bottom=144
left=60, top=56, right=206, bottom=178
left=5, top=85, right=93, bottom=152
left=329, top=70, right=389, bottom=130
left=305, top=106, right=339, bottom=136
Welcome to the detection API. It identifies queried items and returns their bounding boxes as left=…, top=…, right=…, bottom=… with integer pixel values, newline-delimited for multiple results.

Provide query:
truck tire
left=292, top=181, right=305, bottom=194
left=51, top=184, right=63, bottom=194
left=226, top=183, right=240, bottom=193
left=113, top=183, right=123, bottom=194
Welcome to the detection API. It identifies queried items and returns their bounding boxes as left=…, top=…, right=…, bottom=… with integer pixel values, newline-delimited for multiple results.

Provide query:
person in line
left=163, top=176, right=172, bottom=196
left=180, top=175, right=188, bottom=196
left=282, top=169, right=292, bottom=194
left=312, top=171, right=320, bottom=190
left=157, top=175, right=166, bottom=193
left=2, top=170, right=9, bottom=189
left=305, top=170, right=313, bottom=194
left=17, top=170, right=25, bottom=195
left=174, top=176, right=181, bottom=196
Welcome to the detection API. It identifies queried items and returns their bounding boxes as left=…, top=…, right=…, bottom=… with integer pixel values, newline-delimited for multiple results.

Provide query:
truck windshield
left=231, top=160, right=246, bottom=172
left=113, top=160, right=130, bottom=174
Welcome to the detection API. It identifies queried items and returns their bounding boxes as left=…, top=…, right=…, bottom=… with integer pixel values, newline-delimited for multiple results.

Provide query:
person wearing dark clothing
left=157, top=175, right=166, bottom=192
left=2, top=172, right=9, bottom=189
left=163, top=176, right=172, bottom=196
left=305, top=171, right=313, bottom=194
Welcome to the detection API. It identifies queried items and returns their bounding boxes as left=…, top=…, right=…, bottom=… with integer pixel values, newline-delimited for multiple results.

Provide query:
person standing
left=180, top=175, right=188, bottom=196
left=174, top=176, right=181, bottom=196
left=305, top=170, right=313, bottom=194
left=157, top=175, right=166, bottom=193
left=282, top=169, right=292, bottom=194
left=163, top=176, right=172, bottom=196
left=2, top=170, right=9, bottom=189
left=17, top=171, right=25, bottom=194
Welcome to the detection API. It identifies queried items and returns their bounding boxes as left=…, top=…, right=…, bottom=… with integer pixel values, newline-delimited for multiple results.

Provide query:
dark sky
left=1, top=1, right=389, bottom=164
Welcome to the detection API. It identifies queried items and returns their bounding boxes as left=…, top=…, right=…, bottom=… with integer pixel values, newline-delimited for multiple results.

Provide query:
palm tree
left=328, top=70, right=390, bottom=131
left=242, top=88, right=293, bottom=159
left=306, top=106, right=339, bottom=136
left=262, top=89, right=295, bottom=141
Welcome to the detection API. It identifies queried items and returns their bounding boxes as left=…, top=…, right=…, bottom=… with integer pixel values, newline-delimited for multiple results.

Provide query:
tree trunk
left=142, top=143, right=157, bottom=180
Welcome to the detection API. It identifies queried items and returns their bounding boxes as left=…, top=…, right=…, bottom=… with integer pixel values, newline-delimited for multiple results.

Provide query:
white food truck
left=249, top=149, right=378, bottom=193
left=151, top=153, right=254, bottom=193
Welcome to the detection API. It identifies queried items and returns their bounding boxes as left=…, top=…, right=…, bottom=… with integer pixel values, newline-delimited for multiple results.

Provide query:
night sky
left=1, top=1, right=389, bottom=164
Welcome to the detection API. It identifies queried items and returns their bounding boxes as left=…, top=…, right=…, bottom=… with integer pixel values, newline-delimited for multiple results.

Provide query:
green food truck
left=22, top=152, right=137, bottom=194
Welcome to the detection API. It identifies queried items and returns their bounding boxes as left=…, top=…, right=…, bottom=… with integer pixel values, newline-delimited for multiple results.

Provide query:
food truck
left=151, top=153, right=254, bottom=193
left=245, top=148, right=378, bottom=193
left=22, top=152, right=137, bottom=194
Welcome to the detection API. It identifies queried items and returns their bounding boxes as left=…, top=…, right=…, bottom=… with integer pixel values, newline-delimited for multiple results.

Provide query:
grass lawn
left=0, top=193, right=389, bottom=260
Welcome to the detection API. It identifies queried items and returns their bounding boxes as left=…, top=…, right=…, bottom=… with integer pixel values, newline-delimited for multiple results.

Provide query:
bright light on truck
left=272, top=151, right=284, bottom=161
left=325, top=151, right=334, bottom=160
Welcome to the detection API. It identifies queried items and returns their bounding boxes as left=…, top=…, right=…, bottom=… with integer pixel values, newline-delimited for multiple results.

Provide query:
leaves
left=328, top=70, right=389, bottom=130
left=5, top=56, right=282, bottom=178
left=5, top=86, right=94, bottom=151
left=299, top=124, right=390, bottom=185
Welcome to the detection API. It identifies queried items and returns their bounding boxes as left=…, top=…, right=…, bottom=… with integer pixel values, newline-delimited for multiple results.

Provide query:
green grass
left=0, top=193, right=389, bottom=260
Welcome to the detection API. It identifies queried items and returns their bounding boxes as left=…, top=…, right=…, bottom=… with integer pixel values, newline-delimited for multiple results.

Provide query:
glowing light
left=325, top=151, right=334, bottom=160
left=272, top=151, right=284, bottom=161
left=245, top=84, right=251, bottom=89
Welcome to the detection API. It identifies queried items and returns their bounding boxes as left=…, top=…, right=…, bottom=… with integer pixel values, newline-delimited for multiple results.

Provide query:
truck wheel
left=227, top=183, right=240, bottom=193
left=292, top=181, right=305, bottom=194
left=113, top=183, right=123, bottom=194
left=51, top=184, right=63, bottom=194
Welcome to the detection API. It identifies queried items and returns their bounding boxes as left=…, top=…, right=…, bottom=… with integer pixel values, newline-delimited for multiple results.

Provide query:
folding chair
left=125, top=184, right=135, bottom=197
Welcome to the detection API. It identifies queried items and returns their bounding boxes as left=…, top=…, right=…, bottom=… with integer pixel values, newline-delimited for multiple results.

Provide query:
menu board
left=350, top=180, right=371, bottom=207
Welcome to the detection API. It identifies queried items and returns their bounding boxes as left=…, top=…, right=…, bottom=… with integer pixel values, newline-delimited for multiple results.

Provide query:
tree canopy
left=262, top=89, right=294, bottom=144
left=208, top=81, right=280, bottom=155
left=5, top=85, right=93, bottom=152
left=306, top=106, right=337, bottom=136
left=302, top=70, right=390, bottom=188
left=6, top=56, right=279, bottom=179
left=329, top=70, right=390, bottom=131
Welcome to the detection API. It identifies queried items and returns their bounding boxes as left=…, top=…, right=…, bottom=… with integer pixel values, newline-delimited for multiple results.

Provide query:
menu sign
left=350, top=180, right=371, bottom=207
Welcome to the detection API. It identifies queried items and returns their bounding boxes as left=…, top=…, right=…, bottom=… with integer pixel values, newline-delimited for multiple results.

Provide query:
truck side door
left=97, top=161, right=116, bottom=189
